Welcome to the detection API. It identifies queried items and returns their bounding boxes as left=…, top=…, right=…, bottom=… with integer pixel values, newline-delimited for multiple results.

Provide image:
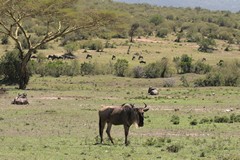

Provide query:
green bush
left=190, top=119, right=198, bottom=125
left=194, top=60, right=240, bottom=87
left=171, top=115, right=180, bottom=125
left=114, top=59, right=129, bottom=77
left=1, top=35, right=9, bottom=45
left=45, top=61, right=66, bottom=77
left=198, top=37, right=216, bottom=53
left=0, top=50, right=21, bottom=84
left=132, top=66, right=145, bottom=78
left=214, top=116, right=230, bottom=123
left=156, top=28, right=169, bottom=38
left=144, top=58, right=174, bottom=78
left=81, top=62, right=95, bottom=76
left=230, top=114, right=240, bottom=123
left=179, top=54, right=193, bottom=73
left=144, top=62, right=161, bottom=78
left=193, top=60, right=211, bottom=74
left=166, top=144, right=182, bottom=153
left=199, top=118, right=211, bottom=124
left=80, top=40, right=104, bottom=52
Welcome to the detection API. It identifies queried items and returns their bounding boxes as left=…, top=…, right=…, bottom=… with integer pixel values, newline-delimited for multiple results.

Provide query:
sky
left=114, top=0, right=240, bottom=12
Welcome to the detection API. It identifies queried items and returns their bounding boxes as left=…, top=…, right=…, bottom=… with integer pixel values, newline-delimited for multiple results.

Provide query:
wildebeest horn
left=121, top=103, right=126, bottom=106
left=143, top=102, right=149, bottom=112
left=143, top=102, right=147, bottom=108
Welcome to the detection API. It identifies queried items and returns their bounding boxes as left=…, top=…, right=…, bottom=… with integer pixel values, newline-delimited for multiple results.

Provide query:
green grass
left=0, top=75, right=240, bottom=159
left=1, top=37, right=240, bottom=159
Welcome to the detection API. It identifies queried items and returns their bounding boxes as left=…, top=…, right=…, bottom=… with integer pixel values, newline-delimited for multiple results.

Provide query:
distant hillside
left=114, top=0, right=240, bottom=12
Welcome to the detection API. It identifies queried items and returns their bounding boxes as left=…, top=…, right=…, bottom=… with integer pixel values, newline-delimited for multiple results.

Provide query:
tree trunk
left=18, top=52, right=32, bottom=90
left=18, top=62, right=29, bottom=90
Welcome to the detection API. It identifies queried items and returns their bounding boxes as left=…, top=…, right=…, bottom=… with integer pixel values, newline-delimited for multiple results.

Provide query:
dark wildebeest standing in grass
left=98, top=103, right=149, bottom=146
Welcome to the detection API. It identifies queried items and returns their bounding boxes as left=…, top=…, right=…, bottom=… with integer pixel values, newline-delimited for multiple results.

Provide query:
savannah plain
left=1, top=35, right=240, bottom=160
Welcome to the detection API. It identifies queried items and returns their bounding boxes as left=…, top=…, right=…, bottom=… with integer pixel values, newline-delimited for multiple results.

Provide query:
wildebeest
left=12, top=93, right=29, bottom=105
left=62, top=52, right=76, bottom=59
left=138, top=55, right=143, bottom=60
left=112, top=55, right=116, bottom=60
left=139, top=60, right=146, bottom=64
left=99, top=103, right=149, bottom=146
left=47, top=55, right=59, bottom=60
left=148, top=86, right=158, bottom=95
left=132, top=55, right=136, bottom=60
left=86, top=54, right=92, bottom=59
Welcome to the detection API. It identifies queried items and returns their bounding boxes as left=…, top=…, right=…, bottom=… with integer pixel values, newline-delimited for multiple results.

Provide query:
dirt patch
left=134, top=38, right=160, bottom=43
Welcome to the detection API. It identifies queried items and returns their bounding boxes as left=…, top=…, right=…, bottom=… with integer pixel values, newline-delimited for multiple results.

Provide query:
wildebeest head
left=121, top=103, right=149, bottom=127
left=134, top=103, right=149, bottom=127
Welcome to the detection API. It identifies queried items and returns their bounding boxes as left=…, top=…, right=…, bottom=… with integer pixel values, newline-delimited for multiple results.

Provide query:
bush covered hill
left=114, top=0, right=240, bottom=13
left=61, top=0, right=240, bottom=43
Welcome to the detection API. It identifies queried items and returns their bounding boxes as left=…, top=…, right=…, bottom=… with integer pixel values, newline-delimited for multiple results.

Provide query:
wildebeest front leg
left=106, top=123, right=114, bottom=144
left=124, top=125, right=130, bottom=146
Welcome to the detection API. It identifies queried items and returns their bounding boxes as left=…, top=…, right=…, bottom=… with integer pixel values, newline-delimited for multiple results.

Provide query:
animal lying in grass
left=98, top=103, right=149, bottom=146
left=12, top=93, right=29, bottom=105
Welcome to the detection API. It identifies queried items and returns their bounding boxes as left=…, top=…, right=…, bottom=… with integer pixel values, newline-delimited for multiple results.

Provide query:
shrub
left=171, top=115, right=180, bottom=125
left=45, top=61, right=66, bottom=77
left=64, top=42, right=80, bottom=54
left=199, top=118, right=211, bottom=124
left=114, top=59, right=129, bottom=77
left=80, top=40, right=104, bottom=52
left=163, top=78, right=175, bottom=87
left=180, top=76, right=189, bottom=87
left=194, top=60, right=240, bottom=87
left=0, top=50, right=21, bottom=84
left=214, top=116, right=230, bottom=123
left=230, top=114, right=240, bottom=123
left=198, top=37, right=216, bottom=53
left=1, top=35, right=9, bottom=45
left=81, top=62, right=95, bottom=76
left=166, top=144, right=182, bottom=153
left=132, top=66, right=145, bottom=78
left=144, top=58, right=174, bottom=78
left=193, top=60, right=211, bottom=74
left=190, top=119, right=198, bottom=125
left=179, top=54, right=193, bottom=74
left=156, top=28, right=169, bottom=38
left=144, top=62, right=161, bottom=78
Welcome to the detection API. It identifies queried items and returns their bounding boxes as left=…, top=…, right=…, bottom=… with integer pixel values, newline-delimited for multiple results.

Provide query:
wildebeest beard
left=137, top=112, right=144, bottom=127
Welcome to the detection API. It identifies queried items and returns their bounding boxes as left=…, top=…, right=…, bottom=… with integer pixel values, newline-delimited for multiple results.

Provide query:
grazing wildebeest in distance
left=86, top=54, right=92, bottom=59
left=132, top=55, right=136, bottom=60
left=112, top=55, right=116, bottom=60
left=138, top=55, right=143, bottom=60
left=202, top=57, right=206, bottom=62
left=47, top=55, right=59, bottom=60
left=62, top=52, right=76, bottom=59
left=99, top=103, right=149, bottom=146
left=12, top=93, right=29, bottom=105
left=148, top=86, right=158, bottom=95
left=139, top=60, right=146, bottom=64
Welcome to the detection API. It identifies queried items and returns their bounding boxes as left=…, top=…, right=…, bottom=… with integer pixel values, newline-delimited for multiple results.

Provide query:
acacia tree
left=0, top=0, right=115, bottom=89
left=129, top=23, right=139, bottom=42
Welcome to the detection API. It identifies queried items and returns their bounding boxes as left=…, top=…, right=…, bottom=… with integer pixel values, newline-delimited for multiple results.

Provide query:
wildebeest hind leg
left=124, top=125, right=130, bottom=146
left=106, top=123, right=114, bottom=144
left=99, top=118, right=106, bottom=144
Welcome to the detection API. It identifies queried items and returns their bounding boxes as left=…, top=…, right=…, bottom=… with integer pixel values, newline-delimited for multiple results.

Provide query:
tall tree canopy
left=0, top=0, right=115, bottom=89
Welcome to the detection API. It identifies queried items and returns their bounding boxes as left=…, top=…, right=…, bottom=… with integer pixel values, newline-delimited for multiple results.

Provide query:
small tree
left=129, top=23, right=139, bottom=42
left=114, top=59, right=129, bottom=77
left=198, top=37, right=216, bottom=53
left=179, top=54, right=193, bottom=73
left=150, top=15, right=164, bottom=26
